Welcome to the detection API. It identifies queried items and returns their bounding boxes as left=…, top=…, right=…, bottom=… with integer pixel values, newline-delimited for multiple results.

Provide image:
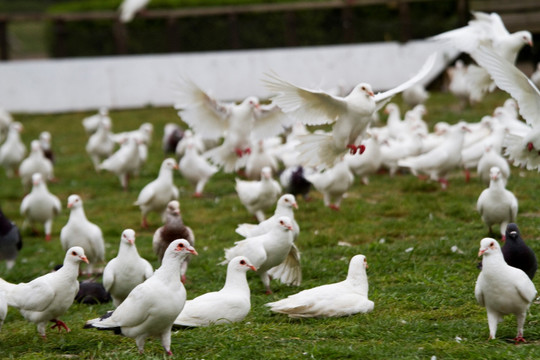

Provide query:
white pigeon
left=0, top=289, right=6, bottom=331
left=175, top=129, right=205, bottom=158
left=245, top=139, right=280, bottom=180
left=264, top=54, right=436, bottom=168
left=38, top=131, right=54, bottom=163
left=0, top=107, right=12, bottom=143
left=345, top=132, right=382, bottom=184
left=178, top=137, right=218, bottom=197
left=103, top=229, right=153, bottom=307
left=112, top=123, right=152, bottom=174
left=477, top=166, right=518, bottom=238
left=134, top=158, right=179, bottom=228
left=402, top=83, right=429, bottom=108
left=0, top=121, right=26, bottom=177
left=174, top=256, right=256, bottom=327
left=477, top=142, right=510, bottom=186
left=447, top=60, right=473, bottom=107
left=19, top=140, right=55, bottom=191
left=82, top=107, right=110, bottom=135
left=152, top=200, right=195, bottom=283
left=20, top=173, right=62, bottom=242
left=431, top=11, right=533, bottom=102
left=0, top=246, right=88, bottom=337
left=475, top=237, right=536, bottom=342
left=99, top=135, right=141, bottom=190
left=119, top=0, right=150, bottom=22
left=266, top=254, right=374, bottom=318
left=222, top=216, right=295, bottom=294
left=531, top=62, right=540, bottom=89
left=162, top=123, right=183, bottom=154
left=379, top=130, right=424, bottom=177
left=86, top=116, right=115, bottom=171
left=306, top=158, right=355, bottom=210
left=470, top=45, right=540, bottom=170
left=85, top=239, right=197, bottom=356
left=235, top=166, right=282, bottom=222
left=60, top=195, right=105, bottom=275
left=398, top=122, right=469, bottom=189
left=175, top=78, right=290, bottom=173
left=384, top=103, right=408, bottom=140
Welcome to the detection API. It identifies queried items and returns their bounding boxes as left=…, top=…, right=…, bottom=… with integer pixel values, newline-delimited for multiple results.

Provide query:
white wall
left=0, top=40, right=457, bottom=113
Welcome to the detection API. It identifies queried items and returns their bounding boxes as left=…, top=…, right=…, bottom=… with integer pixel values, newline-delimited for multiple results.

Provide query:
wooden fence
left=0, top=0, right=538, bottom=61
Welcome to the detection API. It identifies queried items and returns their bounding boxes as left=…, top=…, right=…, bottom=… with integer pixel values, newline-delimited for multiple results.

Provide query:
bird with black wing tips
left=502, top=223, right=537, bottom=280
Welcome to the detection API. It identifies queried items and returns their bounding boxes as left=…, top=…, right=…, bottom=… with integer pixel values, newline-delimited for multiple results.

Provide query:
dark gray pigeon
left=0, top=208, right=22, bottom=270
left=502, top=223, right=537, bottom=280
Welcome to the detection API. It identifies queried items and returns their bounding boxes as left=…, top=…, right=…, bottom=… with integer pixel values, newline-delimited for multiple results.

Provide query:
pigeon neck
left=488, top=178, right=504, bottom=190
left=347, top=269, right=369, bottom=296
left=223, top=268, right=250, bottom=294
left=58, top=259, right=82, bottom=281
left=481, top=251, right=506, bottom=270
left=154, top=254, right=185, bottom=282
left=120, top=242, right=140, bottom=258
left=70, top=206, right=87, bottom=221
left=158, top=167, right=173, bottom=180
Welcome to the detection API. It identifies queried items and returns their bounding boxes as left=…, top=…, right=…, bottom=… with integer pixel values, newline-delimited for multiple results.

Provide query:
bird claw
left=235, top=148, right=244, bottom=157
left=358, top=144, right=366, bottom=154
left=346, top=144, right=358, bottom=155
left=328, top=204, right=340, bottom=211
left=50, top=319, right=70, bottom=333
left=514, top=335, right=526, bottom=344
left=45, top=234, right=52, bottom=242
left=192, top=192, right=202, bottom=198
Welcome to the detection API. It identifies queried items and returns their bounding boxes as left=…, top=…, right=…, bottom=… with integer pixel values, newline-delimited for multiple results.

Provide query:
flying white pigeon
left=175, top=77, right=290, bottom=173
left=119, top=0, right=150, bottom=23
left=102, top=229, right=153, bottom=307
left=20, top=173, right=62, bottom=242
left=85, top=239, right=197, bottom=356
left=475, top=237, right=536, bottom=342
left=222, top=216, right=295, bottom=294
left=431, top=11, right=533, bottom=102
left=134, top=158, right=179, bottom=228
left=60, top=195, right=105, bottom=275
left=398, top=122, right=470, bottom=189
left=19, top=140, right=54, bottom=191
left=235, top=166, right=282, bottom=222
left=152, top=200, right=195, bottom=283
left=266, top=254, right=374, bottom=318
left=0, top=247, right=88, bottom=337
left=477, top=166, right=518, bottom=239
left=174, top=256, right=256, bottom=327
left=306, top=158, right=355, bottom=210
left=0, top=122, right=26, bottom=178
left=469, top=45, right=540, bottom=170
left=86, top=116, right=115, bottom=172
left=264, top=53, right=436, bottom=168
left=99, top=135, right=141, bottom=190
left=178, top=136, right=218, bottom=198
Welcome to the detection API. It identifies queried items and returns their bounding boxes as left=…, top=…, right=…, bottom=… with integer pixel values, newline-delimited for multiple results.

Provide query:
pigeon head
left=166, top=239, right=198, bottom=259
left=351, top=83, right=374, bottom=98
left=121, top=229, right=136, bottom=245
left=279, top=194, right=298, bottom=210
left=384, top=103, right=399, bottom=115
left=30, top=140, right=42, bottom=153
left=31, top=173, right=44, bottom=186
left=478, top=238, right=501, bottom=257
left=166, top=200, right=181, bottom=216
left=489, top=166, right=501, bottom=181
left=67, top=194, right=82, bottom=209
left=162, top=158, right=178, bottom=171
left=261, top=166, right=273, bottom=180
left=516, top=30, right=533, bottom=47
left=229, top=256, right=257, bottom=272
left=276, top=216, right=293, bottom=232
left=65, top=246, right=89, bottom=264
left=244, top=96, right=260, bottom=109
left=505, top=223, right=520, bottom=242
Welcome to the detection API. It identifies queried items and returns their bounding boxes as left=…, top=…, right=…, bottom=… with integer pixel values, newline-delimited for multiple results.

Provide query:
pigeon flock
left=1, top=9, right=540, bottom=356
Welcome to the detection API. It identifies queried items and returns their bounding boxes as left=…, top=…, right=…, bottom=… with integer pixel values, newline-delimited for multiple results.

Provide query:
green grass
left=1, top=90, right=540, bottom=359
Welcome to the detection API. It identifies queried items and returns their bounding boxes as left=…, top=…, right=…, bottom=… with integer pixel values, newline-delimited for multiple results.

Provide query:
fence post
left=342, top=1, right=354, bottom=43
left=284, top=11, right=298, bottom=47
left=52, top=19, right=67, bottom=58
left=228, top=13, right=241, bottom=49
left=0, top=20, right=7, bottom=61
left=398, top=0, right=412, bottom=43
left=113, top=20, right=128, bottom=55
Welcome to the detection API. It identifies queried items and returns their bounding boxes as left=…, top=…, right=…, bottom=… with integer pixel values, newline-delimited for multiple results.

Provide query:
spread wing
left=251, top=102, right=291, bottom=140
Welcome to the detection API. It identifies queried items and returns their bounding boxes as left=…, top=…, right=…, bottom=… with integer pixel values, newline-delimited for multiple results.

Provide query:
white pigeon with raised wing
left=85, top=239, right=197, bottom=356
left=60, top=195, right=105, bottom=275
left=20, top=173, right=62, bottom=242
left=174, top=256, right=256, bottom=327
left=475, top=238, right=536, bottom=342
left=0, top=247, right=88, bottom=337
left=103, top=229, right=153, bottom=307
left=266, top=254, right=374, bottom=318
left=264, top=54, right=436, bottom=168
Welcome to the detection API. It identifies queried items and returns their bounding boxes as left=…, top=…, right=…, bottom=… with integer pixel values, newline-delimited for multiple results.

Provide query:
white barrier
left=0, top=40, right=457, bottom=113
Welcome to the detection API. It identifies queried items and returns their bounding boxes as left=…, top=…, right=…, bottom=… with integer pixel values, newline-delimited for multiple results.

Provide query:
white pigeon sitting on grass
left=264, top=54, right=436, bottom=168
left=103, top=229, right=153, bottom=307
left=477, top=166, right=518, bottom=239
left=85, top=239, right=197, bottom=356
left=0, top=247, right=88, bottom=337
left=306, top=158, right=355, bottom=210
left=398, top=122, right=469, bottom=189
left=99, top=135, right=141, bottom=190
left=475, top=238, right=536, bottom=343
left=174, top=256, right=256, bottom=327
left=19, top=140, right=54, bottom=191
left=0, top=121, right=26, bottom=178
left=60, top=195, right=105, bottom=275
left=235, top=166, right=282, bottom=222
left=86, top=116, right=115, bottom=171
left=178, top=137, right=218, bottom=197
left=222, top=216, right=295, bottom=294
left=266, top=254, right=374, bottom=318
left=134, top=158, right=179, bottom=228
left=20, top=173, right=61, bottom=242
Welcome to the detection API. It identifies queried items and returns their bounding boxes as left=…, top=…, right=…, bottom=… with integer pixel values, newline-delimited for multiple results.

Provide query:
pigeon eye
left=279, top=220, right=284, bottom=225
left=240, top=260, right=246, bottom=265
left=71, top=251, right=77, bottom=256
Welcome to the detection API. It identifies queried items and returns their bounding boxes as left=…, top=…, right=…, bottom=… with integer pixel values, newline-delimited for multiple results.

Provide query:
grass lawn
left=1, top=89, right=540, bottom=359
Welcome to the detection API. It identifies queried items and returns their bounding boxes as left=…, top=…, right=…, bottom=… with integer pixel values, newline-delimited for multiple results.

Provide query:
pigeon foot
left=328, top=204, right=340, bottom=211
left=50, top=319, right=70, bottom=332
left=514, top=335, right=526, bottom=344
left=45, top=234, right=52, bottom=242
left=193, top=192, right=202, bottom=198
left=346, top=144, right=358, bottom=155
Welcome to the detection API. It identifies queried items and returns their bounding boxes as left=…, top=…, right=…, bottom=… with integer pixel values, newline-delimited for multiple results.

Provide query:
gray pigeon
left=0, top=208, right=22, bottom=270
left=502, top=223, right=537, bottom=280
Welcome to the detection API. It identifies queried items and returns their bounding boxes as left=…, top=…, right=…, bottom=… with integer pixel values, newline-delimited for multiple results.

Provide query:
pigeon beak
left=368, top=91, right=375, bottom=97
left=248, top=265, right=257, bottom=271
left=287, top=225, right=293, bottom=231
left=128, top=239, right=135, bottom=245
left=173, top=164, right=179, bottom=170
left=80, top=255, right=89, bottom=264
left=293, top=203, right=298, bottom=210
left=188, top=247, right=198, bottom=256
left=67, top=203, right=73, bottom=209
left=478, top=248, right=486, bottom=257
